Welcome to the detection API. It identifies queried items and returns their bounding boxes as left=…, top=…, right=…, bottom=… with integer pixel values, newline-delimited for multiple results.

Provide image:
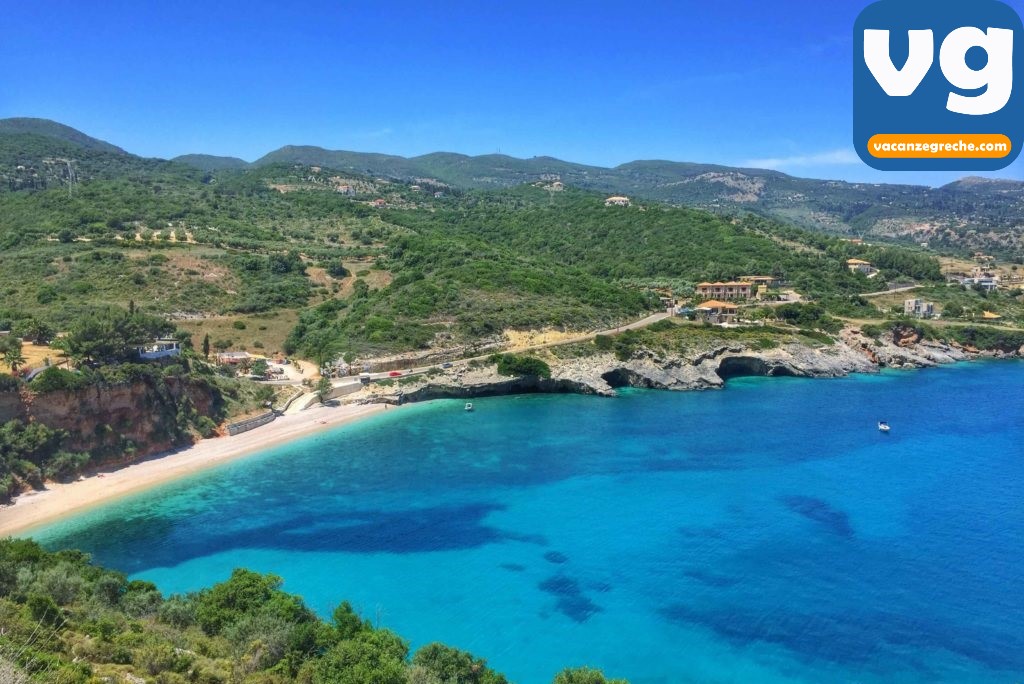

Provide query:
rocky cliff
left=0, top=375, right=225, bottom=466
left=355, top=327, right=990, bottom=404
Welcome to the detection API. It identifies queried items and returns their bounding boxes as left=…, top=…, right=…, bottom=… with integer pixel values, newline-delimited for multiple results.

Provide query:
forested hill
left=242, top=149, right=1024, bottom=257
left=0, top=119, right=953, bottom=361
left=4, top=117, right=1020, bottom=255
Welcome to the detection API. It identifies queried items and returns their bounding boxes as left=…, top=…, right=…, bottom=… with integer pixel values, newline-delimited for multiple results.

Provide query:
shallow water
left=33, top=361, right=1024, bottom=683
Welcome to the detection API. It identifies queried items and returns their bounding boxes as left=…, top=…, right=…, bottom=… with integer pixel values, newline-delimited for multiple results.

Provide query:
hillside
left=171, top=153, right=250, bottom=171
left=0, top=118, right=1020, bottom=366
left=8, top=117, right=1024, bottom=256
left=0, top=118, right=125, bottom=154
left=240, top=148, right=1024, bottom=256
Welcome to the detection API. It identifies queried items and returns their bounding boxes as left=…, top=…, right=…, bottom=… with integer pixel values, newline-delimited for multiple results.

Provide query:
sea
left=30, top=360, right=1024, bottom=683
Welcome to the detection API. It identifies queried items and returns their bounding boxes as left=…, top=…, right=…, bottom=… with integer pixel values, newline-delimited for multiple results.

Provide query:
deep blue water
left=31, top=361, right=1024, bottom=683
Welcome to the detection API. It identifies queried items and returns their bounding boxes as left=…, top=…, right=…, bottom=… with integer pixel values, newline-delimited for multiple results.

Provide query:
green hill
left=0, top=117, right=125, bottom=154
left=171, top=153, right=250, bottom=171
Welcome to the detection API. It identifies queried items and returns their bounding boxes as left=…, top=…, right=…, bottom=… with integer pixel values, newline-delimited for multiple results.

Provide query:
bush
left=494, top=354, right=551, bottom=378
left=43, top=451, right=90, bottom=482
left=194, top=416, right=218, bottom=439
left=30, top=367, right=90, bottom=393
left=412, top=643, right=508, bottom=684
left=553, top=667, right=628, bottom=684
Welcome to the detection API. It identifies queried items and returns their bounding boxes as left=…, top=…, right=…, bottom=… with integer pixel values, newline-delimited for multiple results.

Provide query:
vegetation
left=492, top=354, right=552, bottom=379
left=0, top=539, right=626, bottom=684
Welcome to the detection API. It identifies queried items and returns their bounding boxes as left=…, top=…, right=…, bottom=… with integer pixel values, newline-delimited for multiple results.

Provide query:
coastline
left=3, top=326, right=1020, bottom=539
left=0, top=402, right=391, bottom=538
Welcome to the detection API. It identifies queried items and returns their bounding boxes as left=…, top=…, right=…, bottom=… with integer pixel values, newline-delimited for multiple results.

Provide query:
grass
left=177, top=310, right=299, bottom=358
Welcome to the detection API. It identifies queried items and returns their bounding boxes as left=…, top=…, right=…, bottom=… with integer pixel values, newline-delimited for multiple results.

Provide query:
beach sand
left=0, top=402, right=391, bottom=538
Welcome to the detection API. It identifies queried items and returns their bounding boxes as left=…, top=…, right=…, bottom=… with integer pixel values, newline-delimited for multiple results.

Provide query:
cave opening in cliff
left=715, top=357, right=796, bottom=381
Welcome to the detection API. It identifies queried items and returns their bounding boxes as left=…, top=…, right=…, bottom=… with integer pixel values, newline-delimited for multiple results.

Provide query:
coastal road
left=285, top=310, right=673, bottom=411
left=861, top=285, right=921, bottom=298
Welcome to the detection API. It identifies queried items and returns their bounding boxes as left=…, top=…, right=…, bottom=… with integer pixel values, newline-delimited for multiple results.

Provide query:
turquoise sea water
left=32, top=361, right=1024, bottom=683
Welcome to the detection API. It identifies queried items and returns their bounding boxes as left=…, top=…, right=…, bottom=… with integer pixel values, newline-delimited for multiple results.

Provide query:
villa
left=696, top=281, right=753, bottom=300
left=604, top=196, right=631, bottom=207
left=739, top=275, right=783, bottom=289
left=695, top=300, right=738, bottom=325
left=904, top=299, right=935, bottom=319
left=846, top=258, right=877, bottom=275
left=962, top=275, right=999, bottom=292
left=135, top=339, right=182, bottom=360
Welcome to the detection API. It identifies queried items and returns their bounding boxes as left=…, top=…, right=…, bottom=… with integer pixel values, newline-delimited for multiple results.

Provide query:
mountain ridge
left=2, top=117, right=1022, bottom=254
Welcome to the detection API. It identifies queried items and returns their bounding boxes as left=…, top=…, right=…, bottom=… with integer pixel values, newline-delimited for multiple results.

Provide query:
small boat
left=465, top=402, right=474, bottom=412
left=878, top=421, right=890, bottom=433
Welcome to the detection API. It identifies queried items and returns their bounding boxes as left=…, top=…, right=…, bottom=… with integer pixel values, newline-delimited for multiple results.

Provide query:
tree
left=0, top=338, right=26, bottom=374
left=552, top=667, right=628, bottom=684
left=251, top=359, right=269, bottom=378
left=315, top=376, right=332, bottom=403
left=17, top=319, right=55, bottom=345
left=412, top=643, right=508, bottom=684
left=202, top=333, right=211, bottom=359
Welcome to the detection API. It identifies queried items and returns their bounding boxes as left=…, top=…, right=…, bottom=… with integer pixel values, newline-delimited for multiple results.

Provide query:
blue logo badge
left=854, top=0, right=1023, bottom=171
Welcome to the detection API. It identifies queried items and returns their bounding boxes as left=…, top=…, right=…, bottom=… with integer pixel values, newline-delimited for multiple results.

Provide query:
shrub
left=494, top=354, right=551, bottom=378
left=29, top=367, right=89, bottom=393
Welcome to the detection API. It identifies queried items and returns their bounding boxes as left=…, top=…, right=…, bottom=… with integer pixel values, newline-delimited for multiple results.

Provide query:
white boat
left=878, top=421, right=890, bottom=432
left=465, top=402, right=474, bottom=412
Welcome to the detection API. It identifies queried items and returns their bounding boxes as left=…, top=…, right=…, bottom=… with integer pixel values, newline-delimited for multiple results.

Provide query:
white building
left=903, top=299, right=935, bottom=319
left=135, top=339, right=182, bottom=360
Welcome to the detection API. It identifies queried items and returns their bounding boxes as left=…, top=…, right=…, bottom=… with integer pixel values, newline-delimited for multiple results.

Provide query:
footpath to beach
left=0, top=402, right=390, bottom=538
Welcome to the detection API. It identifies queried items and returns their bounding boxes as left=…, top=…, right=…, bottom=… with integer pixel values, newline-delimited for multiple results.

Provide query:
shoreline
left=0, top=402, right=392, bottom=538
left=3, top=339, right=1019, bottom=539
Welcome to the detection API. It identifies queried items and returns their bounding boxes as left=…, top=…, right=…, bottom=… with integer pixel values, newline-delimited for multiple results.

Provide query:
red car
left=388, top=371, right=402, bottom=377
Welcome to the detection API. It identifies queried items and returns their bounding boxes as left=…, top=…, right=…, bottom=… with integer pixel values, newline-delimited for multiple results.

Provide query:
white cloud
left=743, top=148, right=861, bottom=170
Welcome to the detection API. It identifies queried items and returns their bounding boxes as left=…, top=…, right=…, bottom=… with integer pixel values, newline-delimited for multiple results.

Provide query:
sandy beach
left=0, top=402, right=391, bottom=538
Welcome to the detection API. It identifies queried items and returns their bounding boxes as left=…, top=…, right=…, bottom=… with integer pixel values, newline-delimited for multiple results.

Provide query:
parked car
left=441, top=362, right=453, bottom=368
left=388, top=370, right=402, bottom=377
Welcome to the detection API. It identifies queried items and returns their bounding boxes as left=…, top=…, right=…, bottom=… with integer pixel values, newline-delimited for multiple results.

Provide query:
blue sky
left=2, top=0, right=1022, bottom=185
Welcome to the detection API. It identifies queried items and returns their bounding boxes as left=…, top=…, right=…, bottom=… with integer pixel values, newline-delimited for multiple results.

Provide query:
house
left=963, top=276, right=999, bottom=291
left=135, top=339, right=182, bottom=360
left=904, top=299, right=935, bottom=319
left=336, top=184, right=354, bottom=195
left=842, top=238, right=865, bottom=245
left=217, top=351, right=251, bottom=365
left=846, top=258, right=877, bottom=275
left=739, top=275, right=782, bottom=288
left=982, top=311, right=1003, bottom=320
left=696, top=281, right=753, bottom=300
left=695, top=300, right=738, bottom=325
left=371, top=198, right=387, bottom=208
left=433, top=191, right=445, bottom=198
left=604, top=196, right=630, bottom=207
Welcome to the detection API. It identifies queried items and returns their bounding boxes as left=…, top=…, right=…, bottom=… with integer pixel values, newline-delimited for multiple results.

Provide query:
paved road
left=861, top=285, right=921, bottom=298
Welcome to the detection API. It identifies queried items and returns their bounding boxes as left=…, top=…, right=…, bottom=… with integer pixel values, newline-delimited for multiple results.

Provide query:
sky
left=2, top=0, right=1022, bottom=186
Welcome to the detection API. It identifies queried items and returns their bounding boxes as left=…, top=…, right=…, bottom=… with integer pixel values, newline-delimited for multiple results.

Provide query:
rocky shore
left=354, top=326, right=1020, bottom=405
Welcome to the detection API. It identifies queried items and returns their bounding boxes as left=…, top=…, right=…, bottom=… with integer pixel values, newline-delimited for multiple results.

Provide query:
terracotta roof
left=697, top=300, right=739, bottom=310
left=846, top=258, right=872, bottom=265
left=697, top=281, right=751, bottom=288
